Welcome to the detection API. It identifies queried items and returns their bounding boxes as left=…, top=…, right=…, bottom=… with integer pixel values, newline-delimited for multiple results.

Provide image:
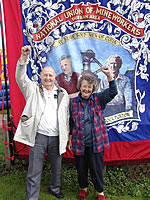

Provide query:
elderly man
left=100, top=54, right=133, bottom=116
left=56, top=55, right=80, bottom=98
left=14, top=46, right=69, bottom=199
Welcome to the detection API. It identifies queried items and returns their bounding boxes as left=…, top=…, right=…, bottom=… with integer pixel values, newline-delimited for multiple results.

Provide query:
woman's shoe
left=77, top=188, right=88, bottom=200
left=98, top=193, right=105, bottom=200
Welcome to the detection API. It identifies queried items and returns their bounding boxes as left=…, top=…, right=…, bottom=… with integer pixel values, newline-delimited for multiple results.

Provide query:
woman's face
left=80, top=80, right=93, bottom=99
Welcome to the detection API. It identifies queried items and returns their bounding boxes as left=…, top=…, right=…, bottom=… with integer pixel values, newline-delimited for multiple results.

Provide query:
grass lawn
left=0, top=137, right=150, bottom=200
left=0, top=168, right=149, bottom=200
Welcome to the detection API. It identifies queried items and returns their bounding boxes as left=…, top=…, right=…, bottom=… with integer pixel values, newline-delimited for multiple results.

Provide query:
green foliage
left=0, top=137, right=5, bottom=166
left=61, top=162, right=79, bottom=192
left=104, top=167, right=150, bottom=199
left=0, top=136, right=150, bottom=199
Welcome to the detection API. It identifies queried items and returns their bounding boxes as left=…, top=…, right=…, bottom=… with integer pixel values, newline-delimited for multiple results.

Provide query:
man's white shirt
left=37, top=85, right=59, bottom=136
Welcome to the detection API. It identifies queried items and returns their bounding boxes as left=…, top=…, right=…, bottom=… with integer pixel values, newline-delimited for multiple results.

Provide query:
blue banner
left=5, top=0, right=149, bottom=162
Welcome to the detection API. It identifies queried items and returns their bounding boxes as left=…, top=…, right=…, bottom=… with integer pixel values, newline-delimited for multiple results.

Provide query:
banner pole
left=0, top=5, right=14, bottom=164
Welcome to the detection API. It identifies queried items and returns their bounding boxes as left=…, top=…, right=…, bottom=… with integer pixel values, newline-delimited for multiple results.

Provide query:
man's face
left=60, top=58, right=72, bottom=75
left=40, top=67, right=55, bottom=89
left=108, top=57, right=120, bottom=79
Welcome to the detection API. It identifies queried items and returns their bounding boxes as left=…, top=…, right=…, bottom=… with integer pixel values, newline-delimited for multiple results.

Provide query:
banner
left=3, top=0, right=150, bottom=164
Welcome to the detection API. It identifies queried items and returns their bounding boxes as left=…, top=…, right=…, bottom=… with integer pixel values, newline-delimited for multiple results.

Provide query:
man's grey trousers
left=26, top=133, right=62, bottom=200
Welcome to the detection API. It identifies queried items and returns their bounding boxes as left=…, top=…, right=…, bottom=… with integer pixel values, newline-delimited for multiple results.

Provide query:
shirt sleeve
left=15, top=60, right=35, bottom=100
left=124, top=78, right=132, bottom=110
left=69, top=99, right=74, bottom=135
left=97, top=80, right=118, bottom=110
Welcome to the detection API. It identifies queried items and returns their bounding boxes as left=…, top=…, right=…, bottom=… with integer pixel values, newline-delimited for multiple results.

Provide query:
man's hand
left=101, top=65, right=114, bottom=82
left=19, top=45, right=31, bottom=65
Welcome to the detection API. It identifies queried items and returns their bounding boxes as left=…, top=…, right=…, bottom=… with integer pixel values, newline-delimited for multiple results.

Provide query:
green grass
left=0, top=137, right=150, bottom=200
left=0, top=108, right=11, bottom=115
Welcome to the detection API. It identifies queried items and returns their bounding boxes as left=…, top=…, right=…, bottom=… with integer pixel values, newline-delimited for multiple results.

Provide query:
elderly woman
left=68, top=66, right=117, bottom=200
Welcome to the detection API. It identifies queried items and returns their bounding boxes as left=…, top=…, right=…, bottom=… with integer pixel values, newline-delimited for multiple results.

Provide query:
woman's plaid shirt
left=70, top=93, right=109, bottom=155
